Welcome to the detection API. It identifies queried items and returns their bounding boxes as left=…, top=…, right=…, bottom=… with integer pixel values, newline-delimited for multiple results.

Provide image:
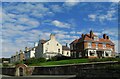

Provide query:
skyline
left=1, top=2, right=119, bottom=58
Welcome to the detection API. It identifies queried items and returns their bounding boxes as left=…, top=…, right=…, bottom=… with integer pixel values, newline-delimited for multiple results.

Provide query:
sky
left=1, top=1, right=119, bottom=58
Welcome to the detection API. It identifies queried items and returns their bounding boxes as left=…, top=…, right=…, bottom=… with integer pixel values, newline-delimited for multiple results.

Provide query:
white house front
left=35, top=34, right=62, bottom=59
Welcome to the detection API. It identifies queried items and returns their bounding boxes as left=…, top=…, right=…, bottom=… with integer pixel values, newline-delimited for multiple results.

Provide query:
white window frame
left=88, top=42, right=92, bottom=48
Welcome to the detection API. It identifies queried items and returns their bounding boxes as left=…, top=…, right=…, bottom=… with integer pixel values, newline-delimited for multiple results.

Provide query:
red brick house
left=70, top=30, right=115, bottom=58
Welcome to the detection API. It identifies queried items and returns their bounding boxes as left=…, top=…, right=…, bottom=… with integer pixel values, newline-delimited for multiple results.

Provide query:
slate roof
left=62, top=46, right=70, bottom=50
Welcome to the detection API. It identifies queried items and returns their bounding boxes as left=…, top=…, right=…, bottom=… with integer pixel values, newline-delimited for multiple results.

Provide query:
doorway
left=97, top=51, right=104, bottom=58
left=19, top=67, right=24, bottom=76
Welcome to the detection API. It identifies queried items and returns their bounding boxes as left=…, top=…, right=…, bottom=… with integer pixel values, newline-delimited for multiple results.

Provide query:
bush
left=88, top=57, right=119, bottom=62
left=24, top=57, right=46, bottom=65
left=3, top=63, right=9, bottom=67
left=51, top=55, right=71, bottom=61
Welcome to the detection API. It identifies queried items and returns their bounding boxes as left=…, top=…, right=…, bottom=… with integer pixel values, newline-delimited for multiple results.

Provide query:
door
left=19, top=67, right=23, bottom=76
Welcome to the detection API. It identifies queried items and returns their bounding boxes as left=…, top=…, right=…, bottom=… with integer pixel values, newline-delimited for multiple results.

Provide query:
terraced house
left=70, top=30, right=115, bottom=58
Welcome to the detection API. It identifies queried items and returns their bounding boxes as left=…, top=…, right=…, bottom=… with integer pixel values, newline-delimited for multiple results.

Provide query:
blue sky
left=1, top=1, right=119, bottom=58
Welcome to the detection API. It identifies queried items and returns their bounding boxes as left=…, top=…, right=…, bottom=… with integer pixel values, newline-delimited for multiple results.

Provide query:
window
left=57, top=44, right=59, bottom=46
left=67, top=52, right=69, bottom=55
left=94, top=36, right=99, bottom=41
left=62, top=51, right=64, bottom=54
left=90, top=51, right=94, bottom=56
left=105, top=52, right=108, bottom=56
left=96, top=43, right=98, bottom=48
left=103, top=43, right=106, bottom=48
left=88, top=42, right=92, bottom=48
left=58, top=49, right=60, bottom=53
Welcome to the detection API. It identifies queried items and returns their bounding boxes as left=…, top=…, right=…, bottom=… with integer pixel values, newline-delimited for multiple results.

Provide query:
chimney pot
left=107, top=36, right=109, bottom=39
left=90, top=30, right=93, bottom=38
left=81, top=34, right=84, bottom=38
left=103, top=34, right=107, bottom=39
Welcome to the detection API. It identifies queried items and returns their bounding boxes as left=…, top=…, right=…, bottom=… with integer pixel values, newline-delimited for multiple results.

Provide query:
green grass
left=28, top=58, right=120, bottom=66
left=30, top=58, right=89, bottom=66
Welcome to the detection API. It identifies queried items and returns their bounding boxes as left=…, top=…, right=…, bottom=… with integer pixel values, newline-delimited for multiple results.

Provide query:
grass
left=30, top=58, right=89, bottom=66
left=29, top=58, right=120, bottom=66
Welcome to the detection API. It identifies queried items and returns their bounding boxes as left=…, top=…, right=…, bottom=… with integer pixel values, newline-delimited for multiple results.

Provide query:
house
left=115, top=53, right=120, bottom=58
left=10, top=52, right=19, bottom=63
left=70, top=30, right=115, bottom=58
left=1, top=58, right=10, bottom=64
left=62, top=44, right=71, bottom=57
left=24, top=47, right=36, bottom=60
left=35, top=34, right=62, bottom=59
left=24, top=43, right=38, bottom=60
left=10, top=50, right=25, bottom=63
left=18, top=50, right=25, bottom=61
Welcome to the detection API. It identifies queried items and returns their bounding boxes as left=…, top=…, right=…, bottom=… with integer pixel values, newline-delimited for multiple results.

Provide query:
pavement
left=1, top=75, right=76, bottom=79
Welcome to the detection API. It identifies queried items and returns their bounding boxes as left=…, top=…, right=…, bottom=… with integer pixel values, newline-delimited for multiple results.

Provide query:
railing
left=86, top=47, right=113, bottom=51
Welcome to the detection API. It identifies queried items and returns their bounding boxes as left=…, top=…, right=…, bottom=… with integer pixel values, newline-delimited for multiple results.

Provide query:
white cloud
left=88, top=3, right=117, bottom=22
left=88, top=14, right=96, bottom=21
left=52, top=20, right=71, bottom=28
left=94, top=32, right=101, bottom=36
left=70, top=31, right=76, bottom=34
left=64, top=0, right=80, bottom=7
left=52, top=30, right=68, bottom=34
left=51, top=5, right=63, bottom=13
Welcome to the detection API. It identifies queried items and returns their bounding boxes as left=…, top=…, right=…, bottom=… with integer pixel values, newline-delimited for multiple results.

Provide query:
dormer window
left=94, top=36, right=99, bottom=41
left=88, top=42, right=92, bottom=48
left=103, top=43, right=106, bottom=48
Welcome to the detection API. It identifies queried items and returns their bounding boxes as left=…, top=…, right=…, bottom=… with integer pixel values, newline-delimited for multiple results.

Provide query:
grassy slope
left=29, top=58, right=120, bottom=66
left=30, top=59, right=89, bottom=66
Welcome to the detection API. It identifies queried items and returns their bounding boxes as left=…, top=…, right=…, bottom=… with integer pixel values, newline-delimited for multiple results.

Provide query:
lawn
left=29, top=58, right=120, bottom=66
left=30, top=58, right=89, bottom=66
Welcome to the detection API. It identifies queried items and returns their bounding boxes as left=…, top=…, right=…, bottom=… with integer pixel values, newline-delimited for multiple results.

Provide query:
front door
left=97, top=51, right=103, bottom=58
left=19, top=68, right=23, bottom=76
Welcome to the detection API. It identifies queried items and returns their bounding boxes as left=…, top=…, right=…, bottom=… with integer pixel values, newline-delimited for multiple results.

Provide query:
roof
left=39, top=40, right=48, bottom=44
left=62, top=46, right=70, bottom=50
left=70, top=31, right=114, bottom=45
left=70, top=39, right=79, bottom=44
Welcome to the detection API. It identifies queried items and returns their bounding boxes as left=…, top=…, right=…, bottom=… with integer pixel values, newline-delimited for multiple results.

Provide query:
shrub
left=51, top=55, right=71, bottom=61
left=24, top=58, right=46, bottom=65
left=3, top=63, right=9, bottom=67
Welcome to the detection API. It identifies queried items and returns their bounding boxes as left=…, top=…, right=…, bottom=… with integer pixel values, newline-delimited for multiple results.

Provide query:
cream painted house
left=35, top=34, right=62, bottom=59
left=62, top=45, right=71, bottom=57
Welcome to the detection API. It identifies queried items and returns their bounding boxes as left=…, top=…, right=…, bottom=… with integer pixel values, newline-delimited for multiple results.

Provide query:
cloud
left=50, top=5, right=63, bottom=13
left=88, top=14, right=96, bottom=21
left=64, top=0, right=80, bottom=7
left=88, top=3, right=118, bottom=22
left=52, top=20, right=71, bottom=28
left=52, top=30, right=68, bottom=34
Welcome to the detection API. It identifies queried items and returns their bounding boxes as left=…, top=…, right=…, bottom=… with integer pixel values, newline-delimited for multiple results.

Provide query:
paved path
left=1, top=75, right=76, bottom=79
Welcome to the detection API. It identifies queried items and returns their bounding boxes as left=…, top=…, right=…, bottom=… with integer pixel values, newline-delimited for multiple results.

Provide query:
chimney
left=90, top=30, right=93, bottom=38
left=81, top=34, right=84, bottom=38
left=20, top=50, right=22, bottom=53
left=16, top=51, right=18, bottom=55
left=66, top=43, right=68, bottom=47
left=50, top=34, right=55, bottom=40
left=103, top=34, right=107, bottom=39
left=25, top=47, right=29, bottom=51
left=107, top=36, right=109, bottom=40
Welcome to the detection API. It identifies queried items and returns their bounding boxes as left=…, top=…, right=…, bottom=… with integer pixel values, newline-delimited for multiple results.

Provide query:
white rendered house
left=62, top=45, right=71, bottom=57
left=35, top=34, right=62, bottom=59
left=24, top=47, right=36, bottom=60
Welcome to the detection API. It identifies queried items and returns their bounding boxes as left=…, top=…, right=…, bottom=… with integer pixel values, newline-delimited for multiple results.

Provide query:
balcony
left=86, top=46, right=113, bottom=51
